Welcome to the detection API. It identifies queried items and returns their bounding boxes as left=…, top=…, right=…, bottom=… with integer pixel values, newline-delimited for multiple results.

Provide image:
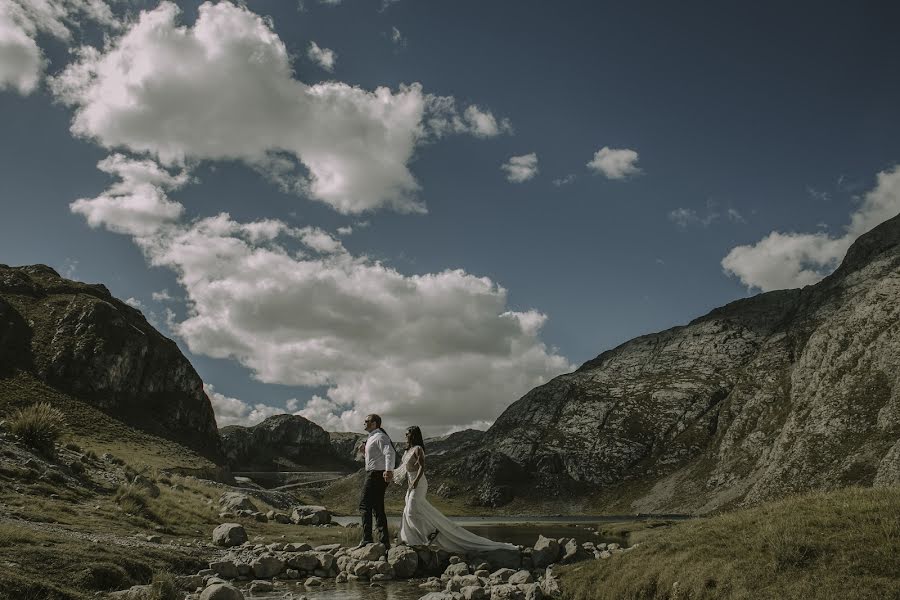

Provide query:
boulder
left=285, top=542, right=313, bottom=552
left=522, top=583, right=544, bottom=600
left=507, top=570, right=533, bottom=585
left=287, top=552, right=320, bottom=571
left=561, top=538, right=588, bottom=563
left=249, top=580, right=274, bottom=593
left=490, top=584, right=525, bottom=600
left=106, top=585, right=154, bottom=599
left=388, top=545, right=419, bottom=578
left=212, top=523, right=247, bottom=547
left=199, top=584, right=244, bottom=600
left=420, top=593, right=463, bottom=600
left=175, top=574, right=205, bottom=591
left=251, top=556, right=285, bottom=578
left=444, top=562, right=470, bottom=578
left=471, top=547, right=521, bottom=570
left=350, top=542, right=386, bottom=561
left=220, top=492, right=258, bottom=512
left=530, top=536, right=559, bottom=569
left=291, top=505, right=331, bottom=525
left=488, top=568, right=516, bottom=584
left=209, top=561, right=239, bottom=579
left=305, top=576, right=324, bottom=586
left=462, top=586, right=486, bottom=600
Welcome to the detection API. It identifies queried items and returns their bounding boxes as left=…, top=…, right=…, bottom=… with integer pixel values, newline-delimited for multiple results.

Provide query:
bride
left=393, top=426, right=519, bottom=553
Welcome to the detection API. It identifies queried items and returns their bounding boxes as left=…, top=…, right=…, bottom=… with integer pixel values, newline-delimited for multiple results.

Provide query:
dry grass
left=7, top=402, right=66, bottom=455
left=558, top=486, right=900, bottom=600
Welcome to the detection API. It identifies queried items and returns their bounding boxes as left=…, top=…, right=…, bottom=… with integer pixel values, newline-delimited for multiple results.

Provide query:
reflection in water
left=245, top=580, right=425, bottom=600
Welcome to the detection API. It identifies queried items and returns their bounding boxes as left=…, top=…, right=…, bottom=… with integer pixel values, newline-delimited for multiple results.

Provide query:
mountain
left=438, top=213, right=900, bottom=513
left=221, top=414, right=361, bottom=473
left=0, top=264, right=222, bottom=461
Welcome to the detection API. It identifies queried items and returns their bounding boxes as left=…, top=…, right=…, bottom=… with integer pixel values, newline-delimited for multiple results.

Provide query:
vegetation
left=558, top=486, right=900, bottom=600
left=7, top=402, right=66, bottom=455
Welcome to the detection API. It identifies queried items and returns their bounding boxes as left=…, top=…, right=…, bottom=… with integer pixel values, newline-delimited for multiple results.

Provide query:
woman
left=395, top=426, right=519, bottom=553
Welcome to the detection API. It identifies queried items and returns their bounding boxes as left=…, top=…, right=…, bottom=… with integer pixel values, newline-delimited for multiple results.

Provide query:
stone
left=219, top=492, right=258, bottom=513
left=531, top=536, right=560, bottom=569
left=561, top=539, right=587, bottom=564
left=470, top=547, right=521, bottom=570
left=420, top=578, right=444, bottom=591
left=249, top=580, right=274, bottom=593
left=287, top=552, right=320, bottom=571
left=420, top=594, right=463, bottom=600
left=447, top=575, right=482, bottom=592
left=462, top=586, right=486, bottom=600
left=132, top=475, right=161, bottom=498
left=371, top=573, right=393, bottom=582
left=106, top=585, right=154, bottom=599
left=315, top=543, right=342, bottom=552
left=387, top=544, right=419, bottom=578
left=507, top=570, right=533, bottom=585
left=522, top=583, right=544, bottom=600
left=540, top=569, right=562, bottom=599
left=444, top=562, right=470, bottom=578
left=350, top=542, right=386, bottom=561
left=490, top=584, right=525, bottom=600
left=304, top=576, right=324, bottom=586
left=285, top=542, right=313, bottom=552
left=199, top=584, right=244, bottom=600
left=235, top=563, right=251, bottom=576
left=251, top=556, right=285, bottom=578
left=291, top=505, right=331, bottom=525
left=175, top=574, right=205, bottom=591
left=489, top=568, right=516, bottom=584
left=145, top=535, right=162, bottom=543
left=209, top=561, right=239, bottom=579
left=212, top=523, right=247, bottom=548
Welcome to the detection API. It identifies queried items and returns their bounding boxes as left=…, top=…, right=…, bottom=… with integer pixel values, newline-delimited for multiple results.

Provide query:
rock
left=350, top=542, right=386, bottom=561
left=235, top=563, right=251, bottom=576
left=291, top=505, right=332, bottom=525
left=133, top=475, right=161, bottom=498
left=444, top=562, right=470, bottom=578
left=606, top=543, right=620, bottom=551
left=212, top=523, right=247, bottom=547
left=199, top=584, right=244, bottom=600
left=420, top=577, right=444, bottom=591
left=561, top=538, right=588, bottom=563
left=219, top=492, right=258, bottom=513
left=371, top=573, right=393, bottom=582
left=335, top=572, right=349, bottom=583
left=507, top=570, right=533, bottom=585
left=522, top=583, right=544, bottom=600
left=540, top=569, right=562, bottom=598
left=285, top=542, right=313, bottom=552
left=315, top=543, right=342, bottom=552
left=286, top=551, right=320, bottom=571
left=489, top=568, right=516, bottom=584
left=470, top=547, right=521, bottom=570
left=447, top=575, right=482, bottom=591
left=251, top=556, right=285, bottom=578
left=387, top=544, right=419, bottom=578
left=304, top=576, right=324, bottom=586
left=249, top=580, right=274, bottom=593
left=145, top=535, right=162, bottom=543
left=420, top=593, right=463, bottom=600
left=531, top=536, right=560, bottom=569
left=106, top=585, right=154, bottom=599
left=462, top=586, right=486, bottom=600
left=209, top=561, right=239, bottom=579
left=490, top=584, right=525, bottom=600
left=253, top=512, right=268, bottom=522
left=175, top=574, right=205, bottom=591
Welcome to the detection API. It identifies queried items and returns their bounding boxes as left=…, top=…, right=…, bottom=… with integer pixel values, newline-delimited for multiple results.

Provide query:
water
left=244, top=579, right=424, bottom=600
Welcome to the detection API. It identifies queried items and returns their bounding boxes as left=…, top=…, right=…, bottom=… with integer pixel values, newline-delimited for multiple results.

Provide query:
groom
left=356, top=413, right=396, bottom=549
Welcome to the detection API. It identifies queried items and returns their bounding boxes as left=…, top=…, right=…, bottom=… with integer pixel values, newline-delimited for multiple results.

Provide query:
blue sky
left=1, top=0, right=899, bottom=436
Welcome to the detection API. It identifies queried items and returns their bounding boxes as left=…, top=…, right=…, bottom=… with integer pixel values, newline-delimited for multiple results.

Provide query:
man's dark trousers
left=359, top=470, right=389, bottom=546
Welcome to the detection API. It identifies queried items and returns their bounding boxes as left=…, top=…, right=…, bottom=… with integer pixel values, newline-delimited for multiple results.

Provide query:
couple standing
left=357, top=414, right=517, bottom=554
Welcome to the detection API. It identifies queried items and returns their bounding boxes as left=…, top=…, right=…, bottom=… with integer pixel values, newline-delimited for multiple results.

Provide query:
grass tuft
left=8, top=402, right=66, bottom=455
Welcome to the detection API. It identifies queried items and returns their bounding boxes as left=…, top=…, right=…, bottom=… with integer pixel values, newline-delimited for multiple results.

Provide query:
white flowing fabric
left=394, top=447, right=518, bottom=553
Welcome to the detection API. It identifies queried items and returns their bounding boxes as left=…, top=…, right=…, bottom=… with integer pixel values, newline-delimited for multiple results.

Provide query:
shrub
left=151, top=572, right=179, bottom=600
left=64, top=441, right=81, bottom=452
left=8, top=403, right=66, bottom=454
left=115, top=485, right=153, bottom=519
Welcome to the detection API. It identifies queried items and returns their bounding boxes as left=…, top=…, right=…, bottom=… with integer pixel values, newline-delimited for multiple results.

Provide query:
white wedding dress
left=394, top=446, right=519, bottom=553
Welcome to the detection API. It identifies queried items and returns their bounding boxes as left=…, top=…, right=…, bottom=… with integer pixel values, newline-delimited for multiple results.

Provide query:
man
left=357, top=413, right=395, bottom=549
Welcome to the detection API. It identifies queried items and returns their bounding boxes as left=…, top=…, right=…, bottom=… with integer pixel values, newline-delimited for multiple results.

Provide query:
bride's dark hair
left=406, top=425, right=425, bottom=451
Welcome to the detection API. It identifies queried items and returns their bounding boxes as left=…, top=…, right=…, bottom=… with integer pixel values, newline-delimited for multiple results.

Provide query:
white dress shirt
left=365, top=428, right=396, bottom=472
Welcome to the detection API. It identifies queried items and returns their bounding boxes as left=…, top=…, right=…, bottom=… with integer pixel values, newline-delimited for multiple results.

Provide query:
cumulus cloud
left=152, top=289, right=175, bottom=302
left=0, top=0, right=117, bottom=94
left=72, top=176, right=572, bottom=435
left=48, top=2, right=509, bottom=215
left=426, top=95, right=513, bottom=139
left=307, top=40, right=336, bottom=72
left=501, top=153, right=539, bottom=183
left=390, top=26, right=405, bottom=47
left=70, top=154, right=188, bottom=237
left=722, top=164, right=900, bottom=291
left=204, top=383, right=284, bottom=428
left=587, top=146, right=642, bottom=180
left=552, top=174, right=576, bottom=187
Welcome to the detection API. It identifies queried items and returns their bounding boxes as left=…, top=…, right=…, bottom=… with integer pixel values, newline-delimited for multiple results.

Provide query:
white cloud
left=72, top=179, right=572, bottom=436
left=587, top=146, right=642, bottom=180
left=49, top=2, right=507, bottom=216
left=722, top=164, right=900, bottom=291
left=425, top=95, right=513, bottom=139
left=152, top=289, right=175, bottom=302
left=204, top=383, right=284, bottom=428
left=307, top=40, right=336, bottom=72
left=390, top=26, right=405, bottom=47
left=124, top=296, right=160, bottom=328
left=669, top=207, right=716, bottom=228
left=552, top=174, right=576, bottom=187
left=336, top=225, right=353, bottom=236
left=0, top=0, right=118, bottom=95
left=501, top=153, right=539, bottom=183
left=70, top=154, right=187, bottom=237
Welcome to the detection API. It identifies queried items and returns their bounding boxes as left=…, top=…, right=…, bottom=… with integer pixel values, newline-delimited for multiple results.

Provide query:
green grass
left=558, top=486, right=900, bottom=600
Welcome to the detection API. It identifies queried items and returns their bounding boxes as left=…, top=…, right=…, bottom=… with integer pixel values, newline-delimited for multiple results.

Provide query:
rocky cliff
left=222, top=414, right=359, bottom=472
left=441, top=213, right=900, bottom=513
left=0, top=264, right=222, bottom=461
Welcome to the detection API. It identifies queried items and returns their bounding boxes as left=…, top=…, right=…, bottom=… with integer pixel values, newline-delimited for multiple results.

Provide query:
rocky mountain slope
left=0, top=264, right=222, bottom=461
left=221, top=414, right=360, bottom=473
left=439, top=213, right=900, bottom=513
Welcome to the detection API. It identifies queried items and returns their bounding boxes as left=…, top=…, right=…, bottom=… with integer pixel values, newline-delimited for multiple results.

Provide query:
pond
left=244, top=579, right=425, bottom=600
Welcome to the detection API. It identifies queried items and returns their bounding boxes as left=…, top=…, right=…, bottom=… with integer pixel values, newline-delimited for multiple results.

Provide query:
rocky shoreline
left=109, top=512, right=633, bottom=600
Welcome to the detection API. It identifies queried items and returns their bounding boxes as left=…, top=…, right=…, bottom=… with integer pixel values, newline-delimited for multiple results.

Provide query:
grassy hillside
left=558, top=486, right=900, bottom=600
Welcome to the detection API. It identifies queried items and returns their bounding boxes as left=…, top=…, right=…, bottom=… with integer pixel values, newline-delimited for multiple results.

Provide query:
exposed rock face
left=426, top=429, right=485, bottom=456
left=221, top=414, right=357, bottom=472
left=329, top=431, right=367, bottom=464
left=442, top=213, right=900, bottom=513
left=0, top=264, right=222, bottom=460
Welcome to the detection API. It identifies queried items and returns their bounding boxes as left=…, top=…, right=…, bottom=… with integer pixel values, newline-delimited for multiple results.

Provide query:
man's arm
left=382, top=433, right=395, bottom=481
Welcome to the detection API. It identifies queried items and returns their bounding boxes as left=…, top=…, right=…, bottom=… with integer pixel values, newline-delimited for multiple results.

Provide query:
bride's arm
left=410, top=446, right=425, bottom=489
